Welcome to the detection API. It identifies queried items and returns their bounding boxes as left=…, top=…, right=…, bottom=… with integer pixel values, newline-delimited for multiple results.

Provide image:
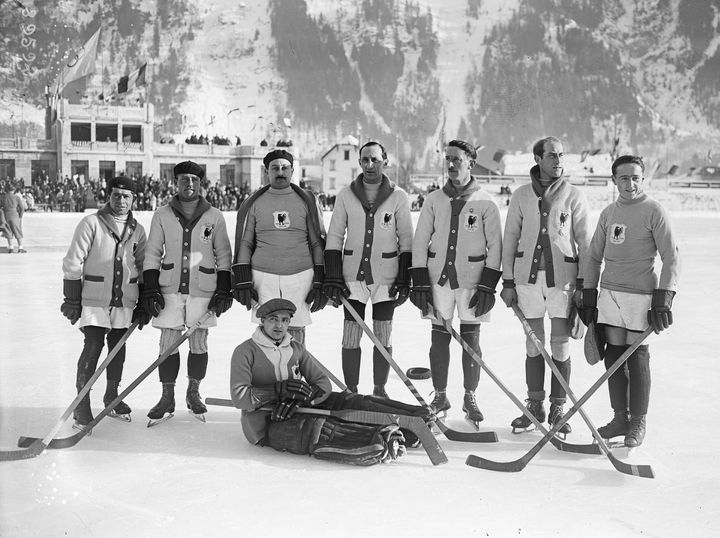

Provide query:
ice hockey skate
left=462, top=391, right=483, bottom=430
left=104, top=381, right=132, bottom=423
left=147, top=382, right=176, bottom=427
left=511, top=398, right=545, bottom=434
left=185, top=378, right=207, bottom=423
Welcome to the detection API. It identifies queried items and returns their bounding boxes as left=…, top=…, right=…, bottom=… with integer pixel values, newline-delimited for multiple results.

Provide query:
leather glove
left=572, top=278, right=584, bottom=309
left=275, top=379, right=314, bottom=402
left=141, top=269, right=165, bottom=317
left=305, top=265, right=329, bottom=312
left=409, top=267, right=433, bottom=316
left=468, top=267, right=502, bottom=317
left=60, top=279, right=82, bottom=325
left=270, top=399, right=300, bottom=422
left=209, top=270, right=233, bottom=316
left=647, top=289, right=675, bottom=334
left=132, top=285, right=152, bottom=329
left=578, top=288, right=598, bottom=327
left=322, top=250, right=349, bottom=305
left=499, top=279, right=517, bottom=308
left=231, top=264, right=257, bottom=310
left=389, top=252, right=412, bottom=308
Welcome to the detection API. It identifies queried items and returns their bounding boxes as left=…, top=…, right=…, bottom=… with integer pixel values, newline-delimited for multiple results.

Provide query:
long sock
left=76, top=326, right=105, bottom=390
left=372, top=346, right=391, bottom=386
left=628, top=345, right=650, bottom=416
left=604, top=344, right=629, bottom=413
left=525, top=354, right=545, bottom=400
left=342, top=348, right=361, bottom=389
left=549, top=358, right=571, bottom=404
left=188, top=352, right=209, bottom=380
left=105, top=328, right=127, bottom=382
left=159, top=353, right=181, bottom=383
left=460, top=323, right=481, bottom=392
left=429, top=324, right=451, bottom=391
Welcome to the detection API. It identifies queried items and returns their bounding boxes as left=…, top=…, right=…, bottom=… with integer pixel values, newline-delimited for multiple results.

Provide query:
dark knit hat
left=173, top=160, right=205, bottom=179
left=107, top=176, right=136, bottom=194
left=256, top=298, right=297, bottom=318
left=263, top=149, right=294, bottom=169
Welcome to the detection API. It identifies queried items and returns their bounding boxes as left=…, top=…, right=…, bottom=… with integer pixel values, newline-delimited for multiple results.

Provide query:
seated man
left=230, top=298, right=432, bottom=465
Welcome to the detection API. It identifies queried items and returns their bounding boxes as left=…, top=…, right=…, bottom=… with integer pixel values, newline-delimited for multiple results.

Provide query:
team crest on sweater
left=463, top=211, right=479, bottom=232
left=200, top=223, right=214, bottom=243
left=380, top=211, right=394, bottom=229
left=273, top=211, right=290, bottom=229
left=610, top=223, right=626, bottom=244
left=558, top=211, right=570, bottom=236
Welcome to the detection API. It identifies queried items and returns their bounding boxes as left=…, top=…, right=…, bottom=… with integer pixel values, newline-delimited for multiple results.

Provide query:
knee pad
left=159, top=328, right=184, bottom=355
left=189, top=328, right=208, bottom=354
left=342, top=320, right=363, bottom=349
left=373, top=320, right=392, bottom=347
left=550, top=335, right=570, bottom=362
left=525, top=318, right=545, bottom=356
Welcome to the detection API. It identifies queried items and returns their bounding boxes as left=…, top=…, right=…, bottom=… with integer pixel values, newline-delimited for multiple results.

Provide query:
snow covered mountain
left=1, top=0, right=718, bottom=170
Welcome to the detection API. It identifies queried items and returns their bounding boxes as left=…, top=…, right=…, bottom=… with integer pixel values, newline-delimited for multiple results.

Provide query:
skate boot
left=346, top=385, right=358, bottom=394
left=511, top=399, right=546, bottom=434
left=73, top=394, right=94, bottom=433
left=624, top=415, right=646, bottom=448
left=462, top=391, right=484, bottom=430
left=104, top=380, right=132, bottom=422
left=597, top=411, right=630, bottom=440
left=372, top=385, right=389, bottom=399
left=147, top=382, right=175, bottom=427
left=186, top=378, right=208, bottom=422
left=548, top=402, right=572, bottom=439
left=429, top=389, right=451, bottom=418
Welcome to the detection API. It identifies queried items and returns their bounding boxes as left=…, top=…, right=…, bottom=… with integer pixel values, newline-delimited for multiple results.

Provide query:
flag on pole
left=117, top=63, right=147, bottom=94
left=52, top=27, right=101, bottom=95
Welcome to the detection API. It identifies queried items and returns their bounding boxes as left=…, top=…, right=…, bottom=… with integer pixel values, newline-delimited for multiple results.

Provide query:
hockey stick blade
left=17, top=312, right=213, bottom=451
left=4, top=322, right=140, bottom=460
left=206, top=397, right=448, bottom=465
left=510, top=304, right=654, bottom=478
left=340, top=297, right=497, bottom=444
left=466, top=328, right=653, bottom=475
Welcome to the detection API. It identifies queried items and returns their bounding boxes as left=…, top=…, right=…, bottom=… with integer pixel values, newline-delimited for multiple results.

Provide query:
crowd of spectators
left=184, top=134, right=242, bottom=146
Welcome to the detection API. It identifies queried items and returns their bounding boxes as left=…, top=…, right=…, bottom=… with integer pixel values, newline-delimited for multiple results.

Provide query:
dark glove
left=275, top=379, right=314, bottom=402
left=270, top=399, right=300, bottom=422
left=468, top=267, right=502, bottom=317
left=209, top=270, right=233, bottom=317
left=231, top=264, right=257, bottom=310
left=141, top=269, right=165, bottom=317
left=647, top=289, right=675, bottom=334
left=499, top=279, right=517, bottom=308
left=132, top=285, right=152, bottom=329
left=578, top=288, right=598, bottom=327
left=322, top=250, right=349, bottom=305
left=305, top=265, right=329, bottom=312
left=389, top=252, right=412, bottom=307
left=409, top=267, right=433, bottom=316
left=60, top=279, right=82, bottom=325
left=572, top=278, right=584, bottom=309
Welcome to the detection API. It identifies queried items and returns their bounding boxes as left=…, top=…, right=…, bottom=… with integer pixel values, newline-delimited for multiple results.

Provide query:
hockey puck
left=406, top=367, right=431, bottom=380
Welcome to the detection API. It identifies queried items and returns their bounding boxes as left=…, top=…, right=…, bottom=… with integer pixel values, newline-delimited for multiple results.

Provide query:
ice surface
left=1, top=209, right=718, bottom=537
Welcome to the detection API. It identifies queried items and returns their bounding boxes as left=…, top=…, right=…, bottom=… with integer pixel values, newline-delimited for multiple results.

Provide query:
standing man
left=323, top=141, right=414, bottom=398
left=0, top=183, right=26, bottom=253
left=409, top=139, right=503, bottom=426
left=232, top=149, right=327, bottom=345
left=61, top=176, right=148, bottom=429
left=142, top=161, right=233, bottom=425
left=580, top=155, right=680, bottom=447
left=500, top=136, right=591, bottom=436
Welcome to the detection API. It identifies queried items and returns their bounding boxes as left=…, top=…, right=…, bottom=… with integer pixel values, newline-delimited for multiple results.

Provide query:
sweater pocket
left=159, top=262, right=175, bottom=287
left=82, top=274, right=105, bottom=303
left=467, top=254, right=486, bottom=263
left=198, top=265, right=217, bottom=292
left=564, top=256, right=579, bottom=263
left=381, top=251, right=398, bottom=259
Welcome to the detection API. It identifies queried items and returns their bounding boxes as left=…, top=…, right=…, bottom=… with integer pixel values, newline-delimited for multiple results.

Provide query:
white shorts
left=423, top=285, right=490, bottom=324
left=598, top=289, right=651, bottom=332
left=251, top=268, right=313, bottom=326
left=79, top=306, right=133, bottom=330
left=347, top=281, right=393, bottom=304
left=517, top=271, right=574, bottom=319
left=151, top=293, right=217, bottom=330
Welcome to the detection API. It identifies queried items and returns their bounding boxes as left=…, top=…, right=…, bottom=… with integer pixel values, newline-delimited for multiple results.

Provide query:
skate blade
left=553, top=430, right=568, bottom=441
left=602, top=440, right=638, bottom=458
left=72, top=422, right=93, bottom=435
left=146, top=413, right=174, bottom=428
left=188, top=411, right=206, bottom=423
left=108, top=411, right=132, bottom=423
left=511, top=424, right=537, bottom=435
left=464, top=417, right=481, bottom=431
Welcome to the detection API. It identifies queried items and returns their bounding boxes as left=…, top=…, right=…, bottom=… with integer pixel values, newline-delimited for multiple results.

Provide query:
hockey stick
left=428, top=304, right=600, bottom=455
left=0, top=321, right=140, bottom=462
left=17, top=311, right=214, bottom=450
left=340, top=296, right=497, bottom=443
left=205, top=397, right=447, bottom=466
left=466, top=326, right=653, bottom=474
left=505, top=304, right=654, bottom=477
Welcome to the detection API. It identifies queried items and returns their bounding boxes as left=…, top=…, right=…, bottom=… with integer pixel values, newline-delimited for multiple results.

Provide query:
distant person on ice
left=61, top=175, right=149, bottom=429
left=230, top=298, right=435, bottom=465
left=231, top=149, right=327, bottom=345
left=579, top=155, right=680, bottom=448
left=142, top=160, right=233, bottom=426
left=409, top=139, right=503, bottom=427
left=499, top=136, right=591, bottom=437
left=0, top=183, right=26, bottom=253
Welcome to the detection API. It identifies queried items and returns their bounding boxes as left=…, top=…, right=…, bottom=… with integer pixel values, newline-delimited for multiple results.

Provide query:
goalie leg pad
left=265, top=414, right=325, bottom=455
left=311, top=418, right=405, bottom=466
